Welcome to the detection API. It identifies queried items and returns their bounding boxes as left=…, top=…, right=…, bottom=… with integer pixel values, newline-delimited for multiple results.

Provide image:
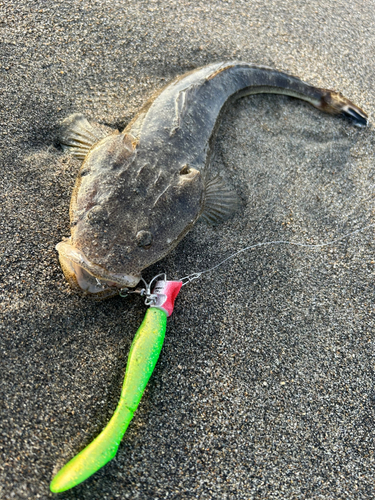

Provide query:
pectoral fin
left=59, top=113, right=108, bottom=160
left=200, top=175, right=240, bottom=225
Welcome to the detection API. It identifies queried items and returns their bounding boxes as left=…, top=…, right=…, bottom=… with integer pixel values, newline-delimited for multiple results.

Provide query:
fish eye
left=136, top=230, right=153, bottom=249
left=180, top=165, right=190, bottom=175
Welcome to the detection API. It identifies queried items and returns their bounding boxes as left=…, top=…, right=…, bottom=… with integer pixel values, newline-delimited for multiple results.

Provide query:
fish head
left=56, top=133, right=204, bottom=298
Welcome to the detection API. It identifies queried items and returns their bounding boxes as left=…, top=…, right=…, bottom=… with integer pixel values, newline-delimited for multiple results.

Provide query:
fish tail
left=222, top=64, right=368, bottom=128
left=314, top=89, right=368, bottom=127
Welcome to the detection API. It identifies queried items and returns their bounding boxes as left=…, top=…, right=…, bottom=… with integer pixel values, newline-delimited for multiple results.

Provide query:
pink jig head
left=150, top=280, right=183, bottom=317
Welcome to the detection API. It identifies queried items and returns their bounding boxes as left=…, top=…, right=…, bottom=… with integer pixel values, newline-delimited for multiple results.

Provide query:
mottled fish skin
left=56, top=61, right=368, bottom=297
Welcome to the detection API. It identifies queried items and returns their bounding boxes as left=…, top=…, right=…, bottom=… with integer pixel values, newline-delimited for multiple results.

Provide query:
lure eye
left=136, top=230, right=153, bottom=249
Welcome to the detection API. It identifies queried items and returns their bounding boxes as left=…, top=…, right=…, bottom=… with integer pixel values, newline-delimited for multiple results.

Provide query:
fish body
left=56, top=62, right=368, bottom=297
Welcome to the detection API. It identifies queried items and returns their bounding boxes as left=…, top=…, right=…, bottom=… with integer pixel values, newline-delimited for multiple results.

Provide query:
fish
left=56, top=61, right=368, bottom=298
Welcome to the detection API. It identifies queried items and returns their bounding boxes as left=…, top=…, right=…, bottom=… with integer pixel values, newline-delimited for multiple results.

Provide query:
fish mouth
left=56, top=241, right=141, bottom=297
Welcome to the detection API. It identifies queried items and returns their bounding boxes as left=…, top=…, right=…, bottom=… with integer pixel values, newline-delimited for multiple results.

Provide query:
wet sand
left=1, top=1, right=374, bottom=498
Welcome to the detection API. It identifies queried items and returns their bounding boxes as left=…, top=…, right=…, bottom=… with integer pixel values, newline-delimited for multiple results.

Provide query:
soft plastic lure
left=50, top=278, right=182, bottom=493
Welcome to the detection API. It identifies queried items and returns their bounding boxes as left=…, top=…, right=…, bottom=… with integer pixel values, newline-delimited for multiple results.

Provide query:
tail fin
left=316, top=90, right=368, bottom=127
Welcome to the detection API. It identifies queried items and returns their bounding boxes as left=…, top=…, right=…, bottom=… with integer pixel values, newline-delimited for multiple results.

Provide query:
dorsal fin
left=59, top=113, right=107, bottom=160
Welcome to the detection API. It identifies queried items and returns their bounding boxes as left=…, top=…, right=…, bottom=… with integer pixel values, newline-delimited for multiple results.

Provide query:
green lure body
left=50, top=307, right=167, bottom=493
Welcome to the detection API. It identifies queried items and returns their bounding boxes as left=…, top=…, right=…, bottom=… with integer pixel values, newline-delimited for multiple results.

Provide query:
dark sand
left=1, top=1, right=374, bottom=498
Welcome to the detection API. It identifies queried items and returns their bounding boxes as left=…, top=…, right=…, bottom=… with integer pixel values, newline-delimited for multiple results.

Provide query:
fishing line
left=178, top=222, right=375, bottom=286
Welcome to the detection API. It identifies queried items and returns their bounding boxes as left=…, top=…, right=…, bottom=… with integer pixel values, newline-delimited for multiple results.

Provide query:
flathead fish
left=56, top=61, right=367, bottom=297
